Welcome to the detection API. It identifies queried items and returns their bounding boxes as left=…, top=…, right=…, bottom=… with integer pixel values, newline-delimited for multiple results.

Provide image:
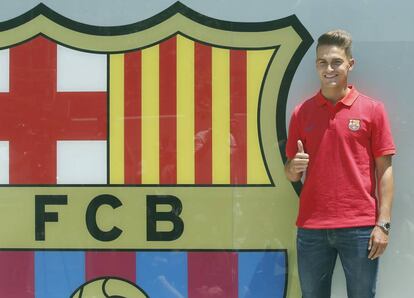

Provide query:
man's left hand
left=368, top=226, right=389, bottom=260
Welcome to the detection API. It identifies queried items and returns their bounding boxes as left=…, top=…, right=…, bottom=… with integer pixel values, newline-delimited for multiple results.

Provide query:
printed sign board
left=0, top=3, right=312, bottom=297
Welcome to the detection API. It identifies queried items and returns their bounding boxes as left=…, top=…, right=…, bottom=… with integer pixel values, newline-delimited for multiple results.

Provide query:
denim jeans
left=297, top=227, right=378, bottom=298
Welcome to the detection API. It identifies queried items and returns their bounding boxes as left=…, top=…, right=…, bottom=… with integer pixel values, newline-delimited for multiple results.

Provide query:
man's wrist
left=288, top=164, right=302, bottom=181
left=376, top=220, right=391, bottom=234
left=285, top=161, right=297, bottom=179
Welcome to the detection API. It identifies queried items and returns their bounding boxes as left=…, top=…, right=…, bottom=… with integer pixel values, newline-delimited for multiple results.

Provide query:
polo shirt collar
left=316, top=86, right=359, bottom=107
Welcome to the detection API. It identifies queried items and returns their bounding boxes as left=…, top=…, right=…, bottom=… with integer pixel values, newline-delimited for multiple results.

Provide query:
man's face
left=316, top=45, right=354, bottom=89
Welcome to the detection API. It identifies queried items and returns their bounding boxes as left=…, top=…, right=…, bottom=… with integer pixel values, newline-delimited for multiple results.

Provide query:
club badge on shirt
left=348, top=119, right=361, bottom=131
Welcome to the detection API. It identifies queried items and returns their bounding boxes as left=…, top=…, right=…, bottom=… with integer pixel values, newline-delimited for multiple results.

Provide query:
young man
left=285, top=30, right=395, bottom=298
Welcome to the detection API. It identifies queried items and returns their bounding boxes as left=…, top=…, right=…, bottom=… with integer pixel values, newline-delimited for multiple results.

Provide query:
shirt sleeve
left=371, top=102, right=396, bottom=157
left=285, top=106, right=301, bottom=159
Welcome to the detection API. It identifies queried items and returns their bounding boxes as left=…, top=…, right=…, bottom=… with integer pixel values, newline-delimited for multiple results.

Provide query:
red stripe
left=0, top=252, right=34, bottom=297
left=85, top=252, right=136, bottom=282
left=159, top=37, right=177, bottom=184
left=230, top=50, right=247, bottom=184
left=194, top=43, right=212, bottom=184
left=124, top=51, right=142, bottom=184
left=188, top=252, right=238, bottom=298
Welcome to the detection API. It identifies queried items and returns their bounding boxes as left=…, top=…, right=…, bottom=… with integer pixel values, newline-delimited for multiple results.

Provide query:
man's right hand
left=290, top=140, right=309, bottom=173
left=285, top=140, right=309, bottom=181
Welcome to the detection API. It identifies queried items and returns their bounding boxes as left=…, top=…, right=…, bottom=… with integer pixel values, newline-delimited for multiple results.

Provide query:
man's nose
left=326, top=63, right=334, bottom=72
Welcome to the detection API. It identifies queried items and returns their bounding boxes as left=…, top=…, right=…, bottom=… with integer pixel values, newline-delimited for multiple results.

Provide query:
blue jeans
left=297, top=227, right=378, bottom=298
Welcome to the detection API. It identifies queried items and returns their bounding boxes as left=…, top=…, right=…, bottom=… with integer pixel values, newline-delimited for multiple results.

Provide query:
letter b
left=147, top=195, right=184, bottom=241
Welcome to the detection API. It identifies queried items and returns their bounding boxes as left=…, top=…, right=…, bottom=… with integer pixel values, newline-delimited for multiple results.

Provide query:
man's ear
left=348, top=58, right=355, bottom=71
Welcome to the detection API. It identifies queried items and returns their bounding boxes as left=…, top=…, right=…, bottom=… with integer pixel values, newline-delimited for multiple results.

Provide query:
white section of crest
left=57, top=45, right=107, bottom=92
left=57, top=141, right=107, bottom=184
left=0, top=141, right=9, bottom=184
left=0, top=49, right=9, bottom=92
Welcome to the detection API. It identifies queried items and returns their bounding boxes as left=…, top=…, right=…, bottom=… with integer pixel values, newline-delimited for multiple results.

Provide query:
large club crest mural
left=0, top=3, right=312, bottom=297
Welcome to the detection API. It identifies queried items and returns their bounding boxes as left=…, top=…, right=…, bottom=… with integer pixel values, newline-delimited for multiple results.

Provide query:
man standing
left=285, top=30, right=395, bottom=298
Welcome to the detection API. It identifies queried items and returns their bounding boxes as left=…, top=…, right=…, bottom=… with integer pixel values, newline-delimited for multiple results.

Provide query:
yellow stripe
left=212, top=48, right=230, bottom=184
left=177, top=36, right=195, bottom=184
left=247, top=50, right=273, bottom=184
left=141, top=45, right=160, bottom=184
left=109, top=54, right=125, bottom=184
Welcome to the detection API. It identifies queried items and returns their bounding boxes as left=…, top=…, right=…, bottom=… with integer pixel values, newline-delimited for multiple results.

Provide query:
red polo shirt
left=286, top=86, right=396, bottom=228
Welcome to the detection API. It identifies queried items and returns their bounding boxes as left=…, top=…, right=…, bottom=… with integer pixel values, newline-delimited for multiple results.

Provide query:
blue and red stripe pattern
left=33, top=250, right=286, bottom=297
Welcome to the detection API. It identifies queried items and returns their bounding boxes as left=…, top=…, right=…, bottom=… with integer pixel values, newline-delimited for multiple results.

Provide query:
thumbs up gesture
left=285, top=140, right=309, bottom=181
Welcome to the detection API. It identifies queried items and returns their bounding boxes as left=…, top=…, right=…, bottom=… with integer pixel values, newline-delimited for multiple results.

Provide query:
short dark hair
left=317, top=30, right=353, bottom=59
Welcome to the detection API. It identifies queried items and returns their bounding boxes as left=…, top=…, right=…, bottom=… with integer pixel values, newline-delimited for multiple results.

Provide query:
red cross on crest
left=0, top=37, right=106, bottom=184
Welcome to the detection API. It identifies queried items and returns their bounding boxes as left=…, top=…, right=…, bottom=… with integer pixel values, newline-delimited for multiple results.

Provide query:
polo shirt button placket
left=328, top=106, right=336, bottom=130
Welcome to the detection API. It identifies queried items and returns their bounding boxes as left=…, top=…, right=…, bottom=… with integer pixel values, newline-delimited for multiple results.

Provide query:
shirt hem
left=296, top=222, right=376, bottom=229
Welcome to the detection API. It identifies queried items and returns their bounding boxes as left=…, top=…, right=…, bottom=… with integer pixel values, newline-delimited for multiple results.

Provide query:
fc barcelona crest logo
left=348, top=119, right=361, bottom=131
left=0, top=3, right=312, bottom=297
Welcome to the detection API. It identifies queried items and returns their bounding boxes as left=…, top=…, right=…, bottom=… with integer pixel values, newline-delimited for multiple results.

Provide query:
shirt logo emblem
left=348, top=119, right=361, bottom=131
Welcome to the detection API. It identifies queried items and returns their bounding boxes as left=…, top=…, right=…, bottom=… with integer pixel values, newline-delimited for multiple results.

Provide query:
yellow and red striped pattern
left=109, top=35, right=272, bottom=185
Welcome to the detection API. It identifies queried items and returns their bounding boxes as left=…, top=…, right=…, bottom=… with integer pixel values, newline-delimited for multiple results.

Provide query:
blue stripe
left=35, top=251, right=85, bottom=298
left=238, top=251, right=286, bottom=298
left=136, top=251, right=188, bottom=298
